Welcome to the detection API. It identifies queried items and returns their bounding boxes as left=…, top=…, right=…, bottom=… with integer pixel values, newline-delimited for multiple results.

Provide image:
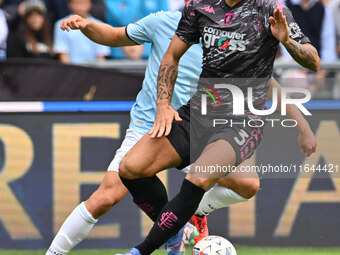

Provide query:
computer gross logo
left=202, top=26, right=246, bottom=52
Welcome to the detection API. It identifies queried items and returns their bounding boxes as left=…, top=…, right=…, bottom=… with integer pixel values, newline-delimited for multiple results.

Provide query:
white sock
left=195, top=184, right=249, bottom=216
left=46, top=202, right=98, bottom=255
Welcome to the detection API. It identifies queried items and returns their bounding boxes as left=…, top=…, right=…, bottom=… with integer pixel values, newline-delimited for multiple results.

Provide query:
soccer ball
left=192, top=235, right=237, bottom=255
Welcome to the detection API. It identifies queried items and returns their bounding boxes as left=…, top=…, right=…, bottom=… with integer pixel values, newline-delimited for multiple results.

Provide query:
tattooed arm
left=157, top=63, right=178, bottom=102
left=149, top=34, right=192, bottom=138
left=270, top=7, right=321, bottom=72
left=283, top=39, right=320, bottom=72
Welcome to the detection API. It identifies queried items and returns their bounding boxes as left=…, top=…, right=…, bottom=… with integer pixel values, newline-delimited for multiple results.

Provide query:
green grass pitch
left=1, top=246, right=340, bottom=255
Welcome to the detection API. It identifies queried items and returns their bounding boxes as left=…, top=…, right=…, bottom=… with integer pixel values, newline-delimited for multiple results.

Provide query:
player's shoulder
left=187, top=0, right=227, bottom=17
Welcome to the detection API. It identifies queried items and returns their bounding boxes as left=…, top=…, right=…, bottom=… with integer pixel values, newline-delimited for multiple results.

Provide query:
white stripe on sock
left=77, top=202, right=98, bottom=224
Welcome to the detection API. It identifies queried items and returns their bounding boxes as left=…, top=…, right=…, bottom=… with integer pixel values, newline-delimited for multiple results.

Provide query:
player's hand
left=149, top=103, right=182, bottom=138
left=60, top=15, right=89, bottom=32
left=269, top=7, right=290, bottom=45
left=298, top=130, right=317, bottom=157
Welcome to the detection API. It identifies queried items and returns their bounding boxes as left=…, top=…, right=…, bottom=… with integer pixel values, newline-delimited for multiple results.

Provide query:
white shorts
left=107, top=128, right=192, bottom=173
left=107, top=129, right=145, bottom=172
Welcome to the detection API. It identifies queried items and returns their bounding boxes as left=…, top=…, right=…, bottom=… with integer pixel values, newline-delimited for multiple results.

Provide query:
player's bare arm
left=60, top=14, right=136, bottom=47
left=269, top=7, right=321, bottom=72
left=148, top=34, right=191, bottom=138
left=268, top=79, right=317, bottom=156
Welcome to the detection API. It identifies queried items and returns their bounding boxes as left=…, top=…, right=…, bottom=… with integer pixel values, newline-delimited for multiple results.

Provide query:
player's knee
left=119, top=154, right=147, bottom=179
left=187, top=177, right=213, bottom=191
left=241, top=178, right=260, bottom=199
left=119, top=155, right=136, bottom=179
left=86, top=190, right=123, bottom=217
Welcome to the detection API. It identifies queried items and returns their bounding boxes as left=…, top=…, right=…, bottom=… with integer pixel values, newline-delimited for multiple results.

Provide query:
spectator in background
left=330, top=0, right=340, bottom=58
left=104, top=0, right=168, bottom=59
left=89, top=0, right=105, bottom=22
left=43, top=0, right=69, bottom=25
left=104, top=0, right=144, bottom=60
left=1, top=0, right=23, bottom=19
left=2, top=0, right=104, bottom=27
left=2, top=0, right=69, bottom=28
left=140, top=0, right=168, bottom=17
left=6, top=0, right=54, bottom=59
left=0, top=0, right=8, bottom=60
left=54, top=0, right=109, bottom=64
left=282, top=0, right=337, bottom=62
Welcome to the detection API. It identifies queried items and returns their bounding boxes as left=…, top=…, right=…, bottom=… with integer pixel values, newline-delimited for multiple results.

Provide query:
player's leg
left=195, top=166, right=260, bottom=216
left=191, top=168, right=259, bottom=244
left=84, top=172, right=128, bottom=218
left=119, top=133, right=182, bottom=221
left=182, top=158, right=259, bottom=216
left=126, top=120, right=264, bottom=254
left=181, top=159, right=260, bottom=243
left=119, top=103, right=191, bottom=182
left=129, top=139, right=236, bottom=255
left=118, top=108, right=199, bottom=255
left=191, top=125, right=262, bottom=243
left=46, top=129, right=143, bottom=255
left=119, top=116, right=197, bottom=254
left=119, top=104, right=190, bottom=220
left=46, top=172, right=127, bottom=255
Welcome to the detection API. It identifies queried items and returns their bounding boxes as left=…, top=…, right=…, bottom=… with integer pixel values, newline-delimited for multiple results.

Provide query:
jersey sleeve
left=175, top=0, right=201, bottom=44
left=126, top=12, right=159, bottom=44
left=283, top=5, right=310, bottom=44
left=266, top=0, right=311, bottom=44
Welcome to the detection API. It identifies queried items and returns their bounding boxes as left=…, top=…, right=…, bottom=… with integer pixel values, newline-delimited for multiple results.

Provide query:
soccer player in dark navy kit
left=117, top=0, right=321, bottom=254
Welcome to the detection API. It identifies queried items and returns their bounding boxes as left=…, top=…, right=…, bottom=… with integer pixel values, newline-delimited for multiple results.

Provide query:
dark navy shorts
left=167, top=103, right=263, bottom=170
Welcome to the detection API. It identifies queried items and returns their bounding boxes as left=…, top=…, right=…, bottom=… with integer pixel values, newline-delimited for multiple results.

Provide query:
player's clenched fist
left=60, top=14, right=90, bottom=32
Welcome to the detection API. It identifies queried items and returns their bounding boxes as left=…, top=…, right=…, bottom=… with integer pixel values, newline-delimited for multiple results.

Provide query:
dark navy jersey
left=176, top=0, right=310, bottom=117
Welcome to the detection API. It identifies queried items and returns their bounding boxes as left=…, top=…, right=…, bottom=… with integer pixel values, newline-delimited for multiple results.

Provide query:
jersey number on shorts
left=234, top=129, right=249, bottom=146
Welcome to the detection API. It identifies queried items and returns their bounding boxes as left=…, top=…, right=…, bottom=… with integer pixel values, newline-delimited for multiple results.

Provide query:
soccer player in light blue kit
left=46, top=1, right=317, bottom=254
left=46, top=5, right=201, bottom=255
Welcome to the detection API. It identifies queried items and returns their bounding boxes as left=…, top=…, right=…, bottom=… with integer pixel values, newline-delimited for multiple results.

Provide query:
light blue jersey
left=126, top=11, right=203, bottom=133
